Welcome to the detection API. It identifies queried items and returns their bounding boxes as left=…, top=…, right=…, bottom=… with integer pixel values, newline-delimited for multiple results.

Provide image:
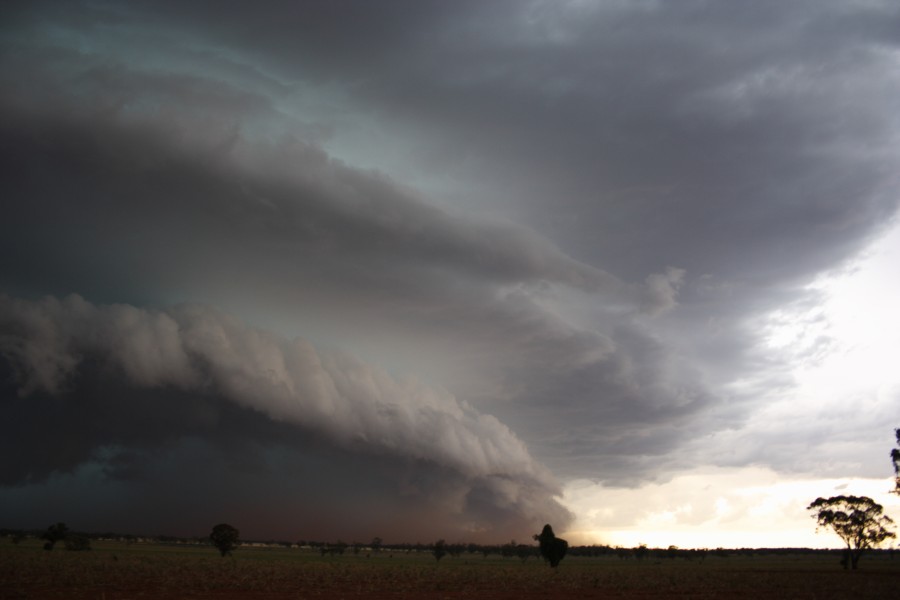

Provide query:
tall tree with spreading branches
left=807, top=495, right=895, bottom=570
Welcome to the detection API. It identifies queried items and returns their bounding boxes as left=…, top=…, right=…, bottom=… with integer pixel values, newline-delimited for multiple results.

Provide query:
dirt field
left=2, top=540, right=898, bottom=599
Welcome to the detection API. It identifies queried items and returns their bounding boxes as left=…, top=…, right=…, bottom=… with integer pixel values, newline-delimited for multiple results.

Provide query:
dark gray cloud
left=0, top=87, right=622, bottom=299
left=0, top=294, right=570, bottom=539
left=1, top=0, right=899, bottom=540
left=0, top=294, right=553, bottom=483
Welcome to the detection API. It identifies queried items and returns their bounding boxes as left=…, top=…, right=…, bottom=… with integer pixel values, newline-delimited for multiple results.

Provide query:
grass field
left=2, top=539, right=898, bottom=599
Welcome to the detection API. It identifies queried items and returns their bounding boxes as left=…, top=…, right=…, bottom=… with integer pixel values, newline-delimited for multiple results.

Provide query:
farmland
left=1, top=539, right=898, bottom=599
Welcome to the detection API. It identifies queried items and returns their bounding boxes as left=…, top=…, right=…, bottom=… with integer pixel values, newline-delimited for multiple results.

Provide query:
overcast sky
left=1, top=0, right=899, bottom=547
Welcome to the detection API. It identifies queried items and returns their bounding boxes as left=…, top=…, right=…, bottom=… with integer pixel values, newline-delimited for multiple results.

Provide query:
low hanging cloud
left=0, top=293, right=571, bottom=539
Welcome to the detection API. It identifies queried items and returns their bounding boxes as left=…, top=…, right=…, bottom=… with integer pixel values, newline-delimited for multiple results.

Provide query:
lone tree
left=533, top=524, right=568, bottom=568
left=892, top=428, right=899, bottom=495
left=41, top=522, right=69, bottom=551
left=209, top=523, right=240, bottom=557
left=807, top=495, right=895, bottom=570
left=432, top=539, right=447, bottom=562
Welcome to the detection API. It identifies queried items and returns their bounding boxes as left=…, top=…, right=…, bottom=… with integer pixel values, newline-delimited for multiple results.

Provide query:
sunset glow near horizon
left=1, top=1, right=899, bottom=550
left=563, top=228, right=900, bottom=549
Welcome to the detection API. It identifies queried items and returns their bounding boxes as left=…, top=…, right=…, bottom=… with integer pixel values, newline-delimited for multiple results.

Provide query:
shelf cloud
left=2, top=0, right=898, bottom=544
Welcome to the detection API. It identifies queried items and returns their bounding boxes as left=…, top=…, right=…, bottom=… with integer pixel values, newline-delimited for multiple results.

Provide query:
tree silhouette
left=807, top=495, right=895, bottom=569
left=515, top=543, right=536, bottom=562
left=533, top=524, right=568, bottom=568
left=892, top=428, right=899, bottom=495
left=432, top=539, right=447, bottom=562
left=634, top=543, right=649, bottom=561
left=209, top=523, right=240, bottom=557
left=41, top=522, right=69, bottom=551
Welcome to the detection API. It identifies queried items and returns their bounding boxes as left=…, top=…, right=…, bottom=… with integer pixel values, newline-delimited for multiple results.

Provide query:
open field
left=2, top=540, right=899, bottom=600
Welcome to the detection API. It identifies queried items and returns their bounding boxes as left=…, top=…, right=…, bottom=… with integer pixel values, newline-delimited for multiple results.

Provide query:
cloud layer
left=0, top=293, right=571, bottom=539
left=2, top=0, right=899, bottom=543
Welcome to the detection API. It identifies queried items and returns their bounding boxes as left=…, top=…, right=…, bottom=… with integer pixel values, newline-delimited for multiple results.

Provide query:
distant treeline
left=3, top=527, right=895, bottom=561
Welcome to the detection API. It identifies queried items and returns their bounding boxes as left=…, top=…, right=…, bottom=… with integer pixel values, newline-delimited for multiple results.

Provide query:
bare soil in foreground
left=2, top=541, right=898, bottom=599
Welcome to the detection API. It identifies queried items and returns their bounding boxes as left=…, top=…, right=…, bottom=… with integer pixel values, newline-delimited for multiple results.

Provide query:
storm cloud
left=2, top=0, right=899, bottom=542
left=0, top=293, right=570, bottom=539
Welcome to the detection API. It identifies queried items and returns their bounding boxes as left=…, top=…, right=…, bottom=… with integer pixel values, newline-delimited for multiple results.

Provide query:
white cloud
left=731, top=223, right=900, bottom=476
left=562, top=466, right=900, bottom=549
